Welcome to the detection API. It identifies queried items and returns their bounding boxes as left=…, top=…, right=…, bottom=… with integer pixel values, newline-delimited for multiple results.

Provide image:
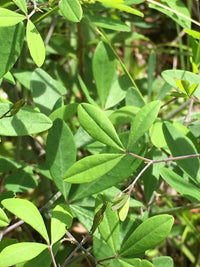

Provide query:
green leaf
left=93, top=41, right=116, bottom=107
left=127, top=101, right=161, bottom=149
left=0, top=208, right=9, bottom=227
left=97, top=197, right=119, bottom=253
left=31, top=68, right=66, bottom=116
left=12, top=69, right=32, bottom=90
left=26, top=20, right=45, bottom=67
left=119, top=258, right=155, bottom=267
left=13, top=0, right=27, bottom=14
left=68, top=132, right=146, bottom=201
left=51, top=204, right=73, bottom=244
left=162, top=69, right=200, bottom=98
left=163, top=122, right=200, bottom=183
left=184, top=28, right=200, bottom=40
left=78, top=75, right=97, bottom=106
left=0, top=104, right=52, bottom=136
left=59, top=0, right=82, bottom=22
left=4, top=166, right=38, bottom=192
left=0, top=23, right=25, bottom=79
left=174, top=79, right=198, bottom=96
left=49, top=103, right=78, bottom=121
left=46, top=119, right=76, bottom=198
left=126, top=87, right=145, bottom=107
left=87, top=15, right=130, bottom=32
left=64, top=153, right=124, bottom=183
left=0, top=7, right=25, bottom=26
left=152, top=256, right=174, bottom=267
left=78, top=103, right=125, bottom=151
left=0, top=242, right=47, bottom=267
left=2, top=199, right=50, bottom=243
left=119, top=196, right=130, bottom=222
left=160, top=168, right=200, bottom=202
left=90, top=202, right=107, bottom=234
left=98, top=1, right=144, bottom=17
left=119, top=215, right=174, bottom=256
left=109, top=106, right=140, bottom=125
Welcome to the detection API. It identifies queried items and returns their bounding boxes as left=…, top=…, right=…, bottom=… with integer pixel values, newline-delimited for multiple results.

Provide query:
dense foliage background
left=1, top=0, right=200, bottom=266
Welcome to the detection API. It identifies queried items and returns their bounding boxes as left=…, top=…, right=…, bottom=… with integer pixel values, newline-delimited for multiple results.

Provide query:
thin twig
left=185, top=98, right=194, bottom=127
left=0, top=220, right=24, bottom=241
left=44, top=16, right=58, bottom=46
left=48, top=244, right=58, bottom=267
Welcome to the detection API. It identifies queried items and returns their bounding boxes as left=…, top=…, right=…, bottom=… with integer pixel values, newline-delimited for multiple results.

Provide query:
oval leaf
left=120, top=215, right=174, bottom=256
left=0, top=104, right=52, bottom=136
left=0, top=242, right=47, bottom=267
left=13, top=0, right=27, bottom=14
left=78, top=103, right=125, bottom=151
left=0, top=7, right=25, bottom=27
left=51, top=204, right=73, bottom=245
left=127, top=100, right=161, bottom=149
left=26, top=20, right=45, bottom=67
left=2, top=199, right=49, bottom=243
left=64, top=154, right=124, bottom=183
left=59, top=0, right=82, bottom=22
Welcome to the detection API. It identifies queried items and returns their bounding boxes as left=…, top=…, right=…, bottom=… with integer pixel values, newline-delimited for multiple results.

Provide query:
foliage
left=0, top=0, right=200, bottom=266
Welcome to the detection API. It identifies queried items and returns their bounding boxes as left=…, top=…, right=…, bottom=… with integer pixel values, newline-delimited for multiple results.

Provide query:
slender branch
left=128, top=161, right=153, bottom=194
left=146, top=0, right=200, bottom=27
left=48, top=244, right=58, bottom=267
left=61, top=232, right=91, bottom=267
left=152, top=203, right=200, bottom=215
left=44, top=15, right=58, bottom=46
left=164, top=99, right=190, bottom=119
left=0, top=220, right=24, bottom=241
left=127, top=152, right=150, bottom=162
left=185, top=98, right=194, bottom=127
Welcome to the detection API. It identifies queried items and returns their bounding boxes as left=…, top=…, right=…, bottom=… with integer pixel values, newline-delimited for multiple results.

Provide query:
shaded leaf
left=0, top=104, right=52, bottom=136
left=160, top=168, right=200, bottom=202
left=31, top=68, right=66, bottom=116
left=0, top=23, right=25, bottom=79
left=46, top=119, right=76, bottom=198
left=127, top=101, right=161, bottom=149
left=163, top=122, right=200, bottom=183
left=93, top=41, right=116, bottom=107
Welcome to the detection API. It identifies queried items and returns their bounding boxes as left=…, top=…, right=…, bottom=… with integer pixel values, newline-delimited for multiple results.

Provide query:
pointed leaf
left=0, top=8, right=25, bottom=27
left=78, top=103, right=125, bottom=151
left=0, top=23, right=25, bottom=79
left=0, top=242, right=47, bottom=267
left=163, top=122, right=200, bottom=183
left=51, top=204, right=73, bottom=244
left=2, top=199, right=49, bottom=243
left=0, top=208, right=9, bottom=227
left=120, top=215, right=174, bottom=256
left=64, top=153, right=124, bottom=183
left=92, top=41, right=116, bottom=107
left=26, top=20, right=45, bottom=67
left=160, top=168, right=200, bottom=202
left=127, top=101, right=161, bottom=149
left=46, top=119, right=76, bottom=198
left=59, top=0, right=82, bottom=22
left=90, top=202, right=107, bottom=234
left=13, top=0, right=27, bottom=14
